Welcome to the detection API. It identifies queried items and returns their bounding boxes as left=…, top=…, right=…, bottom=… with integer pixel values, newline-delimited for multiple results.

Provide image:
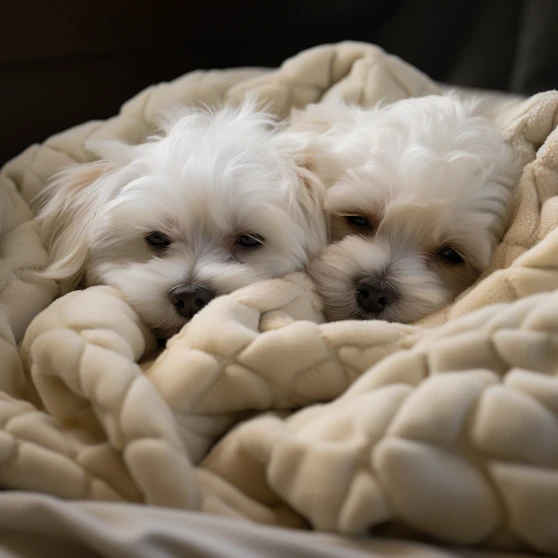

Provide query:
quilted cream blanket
left=1, top=42, right=558, bottom=556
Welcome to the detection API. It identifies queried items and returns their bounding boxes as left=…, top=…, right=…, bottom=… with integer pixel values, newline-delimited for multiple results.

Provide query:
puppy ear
left=271, top=129, right=328, bottom=257
left=36, top=138, right=141, bottom=292
left=36, top=159, right=116, bottom=292
left=292, top=153, right=329, bottom=259
left=294, top=155, right=323, bottom=199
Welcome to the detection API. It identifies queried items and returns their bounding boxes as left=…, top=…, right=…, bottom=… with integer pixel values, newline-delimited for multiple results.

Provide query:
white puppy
left=292, top=95, right=520, bottom=323
left=37, top=101, right=327, bottom=338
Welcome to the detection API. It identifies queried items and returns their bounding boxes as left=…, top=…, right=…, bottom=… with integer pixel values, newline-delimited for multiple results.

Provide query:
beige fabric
left=0, top=493, right=536, bottom=558
left=1, top=42, right=557, bottom=556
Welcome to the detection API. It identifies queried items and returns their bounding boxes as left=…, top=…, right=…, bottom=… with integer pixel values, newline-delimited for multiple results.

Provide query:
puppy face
left=307, top=96, right=520, bottom=323
left=38, top=101, right=326, bottom=337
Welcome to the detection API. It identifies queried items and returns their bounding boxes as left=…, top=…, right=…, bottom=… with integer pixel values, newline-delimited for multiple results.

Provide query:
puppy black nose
left=170, top=286, right=215, bottom=319
left=356, top=278, right=398, bottom=314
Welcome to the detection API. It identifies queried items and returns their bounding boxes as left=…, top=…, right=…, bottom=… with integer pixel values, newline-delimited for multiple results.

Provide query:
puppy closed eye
left=145, top=231, right=172, bottom=248
left=437, top=246, right=465, bottom=264
left=235, top=234, right=265, bottom=248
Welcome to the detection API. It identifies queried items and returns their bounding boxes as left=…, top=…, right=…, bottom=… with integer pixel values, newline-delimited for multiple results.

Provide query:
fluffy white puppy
left=292, top=95, right=521, bottom=323
left=37, top=101, right=327, bottom=337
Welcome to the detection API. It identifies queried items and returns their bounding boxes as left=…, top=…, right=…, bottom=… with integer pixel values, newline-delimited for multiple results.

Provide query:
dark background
left=2, top=0, right=557, bottom=166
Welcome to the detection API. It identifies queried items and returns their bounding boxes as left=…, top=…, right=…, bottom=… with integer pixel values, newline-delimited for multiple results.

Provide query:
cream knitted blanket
left=1, top=42, right=557, bottom=555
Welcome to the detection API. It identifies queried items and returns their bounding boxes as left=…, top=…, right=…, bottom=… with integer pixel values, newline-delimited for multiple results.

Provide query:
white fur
left=294, top=95, right=521, bottom=323
left=36, top=100, right=327, bottom=337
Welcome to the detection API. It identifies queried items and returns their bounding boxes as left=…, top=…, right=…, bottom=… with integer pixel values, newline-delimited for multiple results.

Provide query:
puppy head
left=308, top=95, right=520, bottom=323
left=38, top=100, right=326, bottom=337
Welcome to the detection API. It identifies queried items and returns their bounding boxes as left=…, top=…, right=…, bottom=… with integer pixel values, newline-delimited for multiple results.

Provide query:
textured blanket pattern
left=1, top=42, right=558, bottom=556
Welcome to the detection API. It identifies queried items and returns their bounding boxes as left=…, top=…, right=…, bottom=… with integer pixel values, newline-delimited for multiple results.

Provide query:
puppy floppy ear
left=272, top=129, right=328, bottom=257
left=294, top=154, right=325, bottom=205
left=292, top=152, right=329, bottom=259
left=36, top=140, right=137, bottom=292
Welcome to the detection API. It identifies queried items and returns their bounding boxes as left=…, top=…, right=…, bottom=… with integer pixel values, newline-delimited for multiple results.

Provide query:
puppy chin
left=95, top=259, right=188, bottom=339
left=93, top=251, right=298, bottom=338
left=308, top=236, right=452, bottom=323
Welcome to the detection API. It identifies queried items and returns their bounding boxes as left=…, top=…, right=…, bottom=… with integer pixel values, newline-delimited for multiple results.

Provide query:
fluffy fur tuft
left=37, top=100, right=327, bottom=337
left=294, top=95, right=522, bottom=323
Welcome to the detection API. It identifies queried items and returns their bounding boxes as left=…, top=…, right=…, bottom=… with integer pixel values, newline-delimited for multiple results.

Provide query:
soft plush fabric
left=1, top=42, right=557, bottom=556
left=0, top=492, right=538, bottom=558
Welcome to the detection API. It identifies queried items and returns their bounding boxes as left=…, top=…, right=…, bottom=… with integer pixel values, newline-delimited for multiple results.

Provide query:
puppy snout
left=356, top=278, right=398, bottom=315
left=170, top=286, right=215, bottom=319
